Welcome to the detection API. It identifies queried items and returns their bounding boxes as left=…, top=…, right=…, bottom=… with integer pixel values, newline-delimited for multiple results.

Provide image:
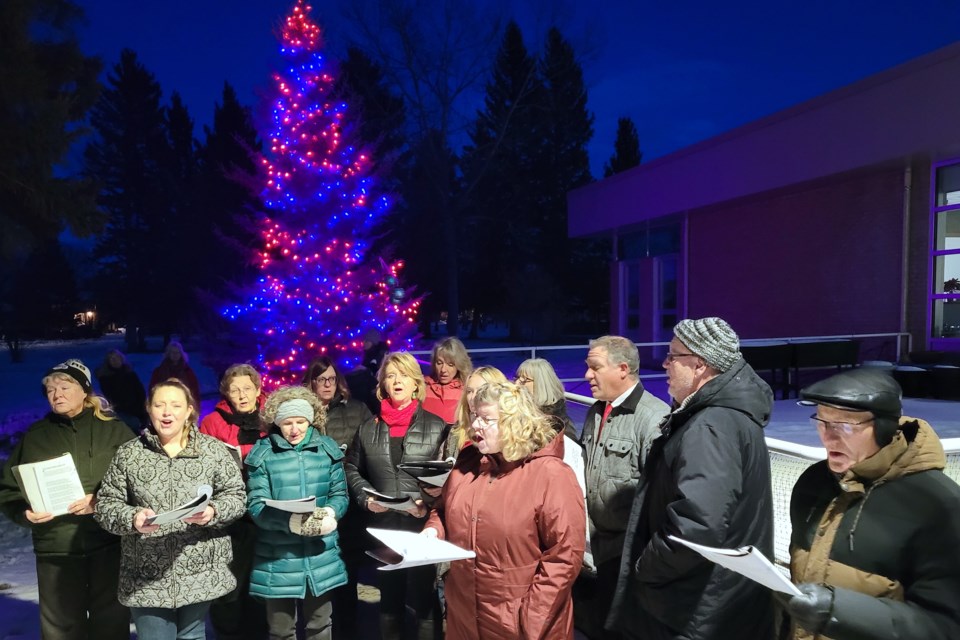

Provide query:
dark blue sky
left=76, top=1, right=960, bottom=176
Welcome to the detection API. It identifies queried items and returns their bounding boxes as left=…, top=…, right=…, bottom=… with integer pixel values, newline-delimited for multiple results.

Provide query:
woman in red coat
left=198, top=363, right=268, bottom=640
left=423, top=381, right=585, bottom=640
left=199, top=363, right=266, bottom=460
left=421, top=337, right=472, bottom=424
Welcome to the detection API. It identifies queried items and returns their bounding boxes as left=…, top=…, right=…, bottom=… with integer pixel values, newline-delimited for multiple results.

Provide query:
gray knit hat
left=275, top=398, right=314, bottom=425
left=673, top=317, right=741, bottom=373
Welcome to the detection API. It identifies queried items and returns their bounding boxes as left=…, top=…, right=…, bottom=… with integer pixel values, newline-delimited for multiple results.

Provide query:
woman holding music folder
left=423, top=381, right=586, bottom=639
left=95, top=378, right=245, bottom=640
left=245, top=384, right=348, bottom=640
left=344, top=351, right=447, bottom=640
left=0, top=358, right=134, bottom=639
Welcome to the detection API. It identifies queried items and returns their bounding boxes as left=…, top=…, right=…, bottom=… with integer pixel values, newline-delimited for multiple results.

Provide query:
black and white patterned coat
left=95, top=427, right=246, bottom=608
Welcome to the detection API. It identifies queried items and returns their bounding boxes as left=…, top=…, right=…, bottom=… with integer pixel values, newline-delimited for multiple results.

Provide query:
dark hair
left=303, top=356, right=350, bottom=399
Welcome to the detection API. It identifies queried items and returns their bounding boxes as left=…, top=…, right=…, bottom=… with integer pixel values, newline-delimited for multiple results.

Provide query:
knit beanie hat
left=673, top=318, right=741, bottom=373
left=275, top=398, right=314, bottom=425
left=43, top=359, right=93, bottom=393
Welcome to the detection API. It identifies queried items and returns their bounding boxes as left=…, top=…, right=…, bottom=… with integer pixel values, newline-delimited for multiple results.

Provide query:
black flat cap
left=799, top=368, right=902, bottom=417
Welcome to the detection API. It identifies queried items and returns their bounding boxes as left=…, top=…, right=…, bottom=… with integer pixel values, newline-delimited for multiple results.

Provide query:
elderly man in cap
left=781, top=368, right=960, bottom=640
left=607, top=317, right=776, bottom=640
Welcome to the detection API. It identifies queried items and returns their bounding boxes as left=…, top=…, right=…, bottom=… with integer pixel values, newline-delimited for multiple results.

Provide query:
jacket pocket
left=602, top=436, right=632, bottom=458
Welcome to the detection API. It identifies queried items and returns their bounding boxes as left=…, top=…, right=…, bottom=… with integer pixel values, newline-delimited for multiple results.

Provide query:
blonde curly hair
left=261, top=385, right=327, bottom=434
left=472, top=381, right=555, bottom=462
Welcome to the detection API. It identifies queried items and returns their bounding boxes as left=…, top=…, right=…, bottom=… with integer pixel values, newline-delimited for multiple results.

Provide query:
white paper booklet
left=362, top=487, right=417, bottom=511
left=223, top=444, right=243, bottom=469
left=667, top=535, right=801, bottom=596
left=366, top=527, right=476, bottom=571
left=12, top=453, right=86, bottom=517
left=414, top=471, right=451, bottom=488
left=264, top=496, right=317, bottom=513
left=146, top=484, right=213, bottom=526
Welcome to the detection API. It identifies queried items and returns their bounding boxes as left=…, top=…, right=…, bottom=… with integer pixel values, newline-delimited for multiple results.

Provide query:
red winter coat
left=425, top=435, right=585, bottom=640
left=199, top=398, right=266, bottom=460
left=421, top=377, right=462, bottom=424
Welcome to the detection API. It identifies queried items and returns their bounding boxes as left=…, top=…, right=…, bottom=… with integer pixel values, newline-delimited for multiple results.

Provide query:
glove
left=289, top=507, right=337, bottom=536
left=783, top=583, right=837, bottom=635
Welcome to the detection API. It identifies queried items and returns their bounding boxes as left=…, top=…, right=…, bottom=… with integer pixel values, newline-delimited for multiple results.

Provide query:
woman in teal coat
left=246, top=385, right=349, bottom=640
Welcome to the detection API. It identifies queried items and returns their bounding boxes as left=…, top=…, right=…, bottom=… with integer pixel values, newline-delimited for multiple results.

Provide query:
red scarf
left=380, top=398, right=419, bottom=437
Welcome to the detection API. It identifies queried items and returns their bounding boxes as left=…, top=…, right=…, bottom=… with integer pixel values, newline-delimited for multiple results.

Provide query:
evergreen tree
left=340, top=0, right=505, bottom=335
left=158, top=92, right=202, bottom=338
left=196, top=82, right=263, bottom=292
left=85, top=50, right=178, bottom=350
left=603, top=116, right=642, bottom=177
left=223, top=0, right=419, bottom=388
left=1, top=240, right=79, bottom=360
left=336, top=47, right=406, bottom=171
left=0, top=0, right=102, bottom=261
left=462, top=21, right=547, bottom=335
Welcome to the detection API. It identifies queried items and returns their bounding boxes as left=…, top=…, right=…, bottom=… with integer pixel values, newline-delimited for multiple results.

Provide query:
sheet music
left=264, top=496, right=317, bottom=513
left=12, top=453, right=86, bottom=517
left=366, top=527, right=476, bottom=571
left=667, top=535, right=801, bottom=596
left=145, top=484, right=213, bottom=526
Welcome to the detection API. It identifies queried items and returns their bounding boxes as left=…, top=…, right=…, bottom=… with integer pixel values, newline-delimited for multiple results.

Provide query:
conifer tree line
left=1, top=0, right=647, bottom=357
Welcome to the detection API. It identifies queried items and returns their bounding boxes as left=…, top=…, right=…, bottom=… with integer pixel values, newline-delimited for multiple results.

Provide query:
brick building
left=569, top=42, right=960, bottom=355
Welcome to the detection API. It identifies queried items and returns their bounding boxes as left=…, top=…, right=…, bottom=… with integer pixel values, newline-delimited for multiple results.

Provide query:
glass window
left=935, top=253, right=960, bottom=293
left=935, top=209, right=960, bottom=251
left=618, top=223, right=681, bottom=259
left=935, top=163, right=960, bottom=207
left=931, top=160, right=960, bottom=342
left=932, top=298, right=960, bottom=338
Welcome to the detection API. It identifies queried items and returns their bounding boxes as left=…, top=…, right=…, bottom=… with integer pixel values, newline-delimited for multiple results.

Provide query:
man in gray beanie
left=782, top=368, right=960, bottom=640
left=607, top=317, right=776, bottom=640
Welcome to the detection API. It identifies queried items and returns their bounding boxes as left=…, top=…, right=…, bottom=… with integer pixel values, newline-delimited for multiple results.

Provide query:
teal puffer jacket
left=246, top=428, right=349, bottom=599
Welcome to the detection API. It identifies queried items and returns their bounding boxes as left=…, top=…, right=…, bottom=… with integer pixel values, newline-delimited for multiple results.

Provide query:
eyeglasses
left=663, top=352, right=699, bottom=364
left=473, top=416, right=499, bottom=430
left=314, top=375, right=337, bottom=387
left=515, top=376, right=533, bottom=385
left=809, top=414, right=874, bottom=437
left=228, top=386, right=257, bottom=397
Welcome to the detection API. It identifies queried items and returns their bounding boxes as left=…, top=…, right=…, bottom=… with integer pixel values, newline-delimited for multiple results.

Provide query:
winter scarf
left=380, top=399, right=419, bottom=437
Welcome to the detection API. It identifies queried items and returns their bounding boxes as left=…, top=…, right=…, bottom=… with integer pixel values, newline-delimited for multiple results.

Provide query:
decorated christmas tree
left=223, top=0, right=419, bottom=389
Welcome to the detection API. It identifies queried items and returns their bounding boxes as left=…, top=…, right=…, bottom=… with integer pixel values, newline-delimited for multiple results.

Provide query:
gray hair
left=589, top=335, right=640, bottom=378
left=515, top=358, right=565, bottom=406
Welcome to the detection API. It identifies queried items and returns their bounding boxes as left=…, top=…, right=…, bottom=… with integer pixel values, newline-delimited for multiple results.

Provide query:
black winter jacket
left=0, top=408, right=134, bottom=556
left=608, top=358, right=776, bottom=640
left=788, top=417, right=960, bottom=640
left=324, top=393, right=373, bottom=452
left=344, top=404, right=446, bottom=532
left=323, top=393, right=373, bottom=552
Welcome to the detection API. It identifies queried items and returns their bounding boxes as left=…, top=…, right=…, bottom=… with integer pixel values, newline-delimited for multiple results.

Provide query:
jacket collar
left=841, top=417, right=946, bottom=490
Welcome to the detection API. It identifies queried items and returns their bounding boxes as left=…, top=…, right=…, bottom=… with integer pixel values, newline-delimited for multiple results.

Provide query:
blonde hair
left=376, top=352, right=426, bottom=402
left=515, top=358, right=566, bottom=406
left=261, top=385, right=327, bottom=434
left=219, top=364, right=262, bottom=398
left=147, top=378, right=199, bottom=448
left=472, top=381, right=555, bottom=462
left=450, top=366, right=508, bottom=452
left=42, top=372, right=116, bottom=421
left=431, top=337, right=472, bottom=384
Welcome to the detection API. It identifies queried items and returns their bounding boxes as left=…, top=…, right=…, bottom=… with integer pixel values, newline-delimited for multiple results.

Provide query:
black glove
left=784, top=583, right=837, bottom=635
